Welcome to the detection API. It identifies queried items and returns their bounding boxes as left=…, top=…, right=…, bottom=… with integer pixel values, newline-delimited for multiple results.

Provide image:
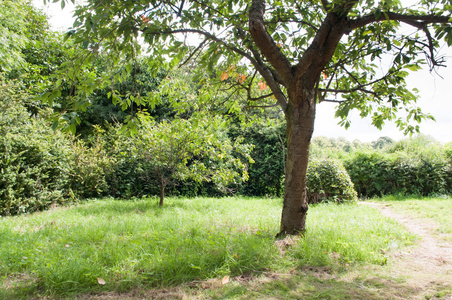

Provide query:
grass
left=0, top=196, right=416, bottom=299
left=375, top=195, right=452, bottom=239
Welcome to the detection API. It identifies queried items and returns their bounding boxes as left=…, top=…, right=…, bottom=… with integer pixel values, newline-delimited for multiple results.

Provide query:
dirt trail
left=363, top=202, right=452, bottom=299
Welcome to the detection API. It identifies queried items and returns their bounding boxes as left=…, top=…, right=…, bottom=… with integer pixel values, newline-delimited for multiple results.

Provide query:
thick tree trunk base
left=276, top=202, right=308, bottom=238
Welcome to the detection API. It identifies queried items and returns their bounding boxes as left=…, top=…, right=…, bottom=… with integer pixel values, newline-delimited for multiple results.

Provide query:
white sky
left=32, top=0, right=452, bottom=143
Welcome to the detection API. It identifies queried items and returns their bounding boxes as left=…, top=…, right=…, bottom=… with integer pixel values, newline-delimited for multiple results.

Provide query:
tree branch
left=350, top=11, right=451, bottom=69
left=248, top=92, right=274, bottom=101
left=145, top=28, right=255, bottom=62
left=320, top=87, right=379, bottom=97
left=249, top=0, right=294, bottom=85
left=320, top=98, right=344, bottom=103
left=178, top=39, right=208, bottom=68
left=320, top=0, right=331, bottom=12
left=349, top=12, right=452, bottom=30
left=243, top=103, right=279, bottom=109
left=235, top=26, right=288, bottom=110
left=402, top=21, right=447, bottom=69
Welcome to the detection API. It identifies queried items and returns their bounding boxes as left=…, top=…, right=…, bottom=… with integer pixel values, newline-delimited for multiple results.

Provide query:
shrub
left=69, top=128, right=116, bottom=198
left=0, top=77, right=75, bottom=215
left=306, top=159, right=357, bottom=204
left=344, top=151, right=394, bottom=197
left=345, top=139, right=451, bottom=198
left=229, top=122, right=286, bottom=197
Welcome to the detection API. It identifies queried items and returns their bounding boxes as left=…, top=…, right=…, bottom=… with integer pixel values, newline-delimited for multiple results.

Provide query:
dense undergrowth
left=0, top=197, right=415, bottom=298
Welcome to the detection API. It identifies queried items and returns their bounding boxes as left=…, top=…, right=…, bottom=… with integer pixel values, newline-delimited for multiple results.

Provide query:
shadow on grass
left=6, top=266, right=438, bottom=300
left=199, top=267, right=432, bottom=300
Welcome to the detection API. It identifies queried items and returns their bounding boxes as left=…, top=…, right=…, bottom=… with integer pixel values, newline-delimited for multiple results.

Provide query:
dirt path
left=362, top=202, right=452, bottom=299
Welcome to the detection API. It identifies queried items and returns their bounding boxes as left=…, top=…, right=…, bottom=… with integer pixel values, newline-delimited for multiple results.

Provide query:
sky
left=32, top=0, right=452, bottom=143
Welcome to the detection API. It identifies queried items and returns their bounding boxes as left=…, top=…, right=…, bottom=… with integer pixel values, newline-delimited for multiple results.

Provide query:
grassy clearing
left=0, top=197, right=415, bottom=299
left=376, top=195, right=452, bottom=239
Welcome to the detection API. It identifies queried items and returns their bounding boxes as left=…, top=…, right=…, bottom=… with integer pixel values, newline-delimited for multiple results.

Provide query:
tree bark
left=159, top=175, right=165, bottom=207
left=277, top=86, right=316, bottom=237
left=249, top=0, right=347, bottom=237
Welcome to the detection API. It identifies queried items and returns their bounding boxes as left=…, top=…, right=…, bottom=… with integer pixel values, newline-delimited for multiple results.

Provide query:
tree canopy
left=44, top=0, right=451, bottom=130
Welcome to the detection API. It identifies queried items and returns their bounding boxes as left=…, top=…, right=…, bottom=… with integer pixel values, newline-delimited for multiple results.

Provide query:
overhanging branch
left=145, top=26, right=288, bottom=110
left=349, top=12, right=452, bottom=30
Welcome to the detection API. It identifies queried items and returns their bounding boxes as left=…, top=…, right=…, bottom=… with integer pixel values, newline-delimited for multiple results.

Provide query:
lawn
left=0, top=197, right=416, bottom=299
left=377, top=195, right=452, bottom=239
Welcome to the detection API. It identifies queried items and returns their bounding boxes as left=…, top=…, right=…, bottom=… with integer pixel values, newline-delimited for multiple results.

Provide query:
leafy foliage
left=0, top=76, right=75, bottom=215
left=306, top=159, right=358, bottom=204
left=69, top=127, right=116, bottom=199
left=126, top=114, right=254, bottom=205
left=0, top=0, right=29, bottom=72
left=344, top=136, right=451, bottom=197
left=230, top=121, right=286, bottom=196
left=40, top=0, right=452, bottom=137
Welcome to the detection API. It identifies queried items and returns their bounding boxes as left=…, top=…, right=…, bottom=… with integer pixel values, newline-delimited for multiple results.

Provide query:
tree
left=44, top=0, right=452, bottom=236
left=0, top=0, right=30, bottom=72
left=372, top=136, right=394, bottom=149
left=127, top=114, right=253, bottom=206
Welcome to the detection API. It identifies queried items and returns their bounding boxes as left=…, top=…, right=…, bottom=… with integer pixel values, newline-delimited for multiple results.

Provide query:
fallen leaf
left=222, top=276, right=230, bottom=285
left=97, top=278, right=106, bottom=285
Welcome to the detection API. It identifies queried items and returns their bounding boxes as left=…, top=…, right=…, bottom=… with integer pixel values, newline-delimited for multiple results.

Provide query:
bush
left=345, top=138, right=451, bottom=198
left=229, top=122, right=286, bottom=197
left=344, top=151, right=394, bottom=197
left=69, top=128, right=116, bottom=198
left=306, top=159, right=357, bottom=204
left=0, top=77, right=75, bottom=215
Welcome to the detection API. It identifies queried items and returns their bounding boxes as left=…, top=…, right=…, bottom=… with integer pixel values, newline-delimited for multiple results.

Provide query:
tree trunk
left=159, top=176, right=165, bottom=207
left=277, top=86, right=316, bottom=237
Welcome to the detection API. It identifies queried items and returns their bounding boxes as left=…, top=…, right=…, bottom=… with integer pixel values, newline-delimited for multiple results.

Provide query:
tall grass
left=0, top=197, right=415, bottom=298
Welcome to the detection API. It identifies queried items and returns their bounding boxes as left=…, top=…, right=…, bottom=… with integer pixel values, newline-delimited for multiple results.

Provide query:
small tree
left=131, top=115, right=253, bottom=206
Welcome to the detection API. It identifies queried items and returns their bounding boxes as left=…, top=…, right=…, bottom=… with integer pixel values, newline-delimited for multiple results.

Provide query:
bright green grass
left=378, top=195, right=452, bottom=236
left=0, top=197, right=415, bottom=298
left=291, top=203, right=414, bottom=267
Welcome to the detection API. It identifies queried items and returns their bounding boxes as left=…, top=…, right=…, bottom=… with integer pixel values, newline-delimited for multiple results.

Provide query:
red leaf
left=220, top=72, right=229, bottom=81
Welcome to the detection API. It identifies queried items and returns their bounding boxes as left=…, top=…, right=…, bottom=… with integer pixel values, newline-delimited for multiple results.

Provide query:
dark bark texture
left=278, top=87, right=316, bottom=236
left=249, top=0, right=346, bottom=236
